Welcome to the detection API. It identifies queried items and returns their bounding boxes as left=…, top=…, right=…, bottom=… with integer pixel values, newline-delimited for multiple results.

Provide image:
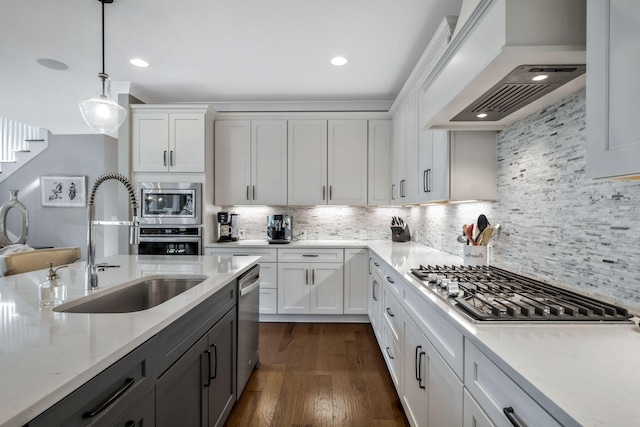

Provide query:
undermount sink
left=54, top=275, right=209, bottom=313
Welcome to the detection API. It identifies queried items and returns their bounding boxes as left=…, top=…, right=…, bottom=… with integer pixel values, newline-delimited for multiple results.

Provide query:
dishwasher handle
left=240, top=277, right=260, bottom=296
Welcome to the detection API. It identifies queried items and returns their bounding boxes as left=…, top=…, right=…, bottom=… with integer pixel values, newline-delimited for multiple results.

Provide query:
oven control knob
left=447, top=282, right=460, bottom=297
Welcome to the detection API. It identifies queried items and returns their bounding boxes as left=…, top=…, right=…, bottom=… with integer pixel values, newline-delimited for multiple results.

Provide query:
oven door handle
left=139, top=236, right=202, bottom=243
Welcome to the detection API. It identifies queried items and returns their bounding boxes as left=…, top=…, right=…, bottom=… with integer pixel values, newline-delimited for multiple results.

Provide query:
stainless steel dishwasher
left=237, top=264, right=260, bottom=398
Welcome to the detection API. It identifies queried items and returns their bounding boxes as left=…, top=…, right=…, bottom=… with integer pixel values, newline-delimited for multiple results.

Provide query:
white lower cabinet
left=403, top=312, right=463, bottom=427
left=463, top=389, right=495, bottom=427
left=368, top=255, right=384, bottom=344
left=344, top=248, right=369, bottom=315
left=464, top=341, right=562, bottom=427
left=277, top=262, right=343, bottom=314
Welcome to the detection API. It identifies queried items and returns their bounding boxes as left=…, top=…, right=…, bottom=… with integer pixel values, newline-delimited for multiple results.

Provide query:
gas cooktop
left=410, top=265, right=632, bottom=323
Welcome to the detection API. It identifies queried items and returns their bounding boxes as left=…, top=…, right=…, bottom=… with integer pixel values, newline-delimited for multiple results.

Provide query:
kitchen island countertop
left=0, top=254, right=259, bottom=427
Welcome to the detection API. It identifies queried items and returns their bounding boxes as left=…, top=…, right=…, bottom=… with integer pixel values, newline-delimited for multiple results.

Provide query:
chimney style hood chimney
left=419, top=0, right=586, bottom=131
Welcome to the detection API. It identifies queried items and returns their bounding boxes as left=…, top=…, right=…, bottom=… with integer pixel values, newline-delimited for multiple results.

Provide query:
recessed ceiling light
left=331, top=56, right=348, bottom=66
left=130, top=58, right=149, bottom=68
left=36, top=58, right=68, bottom=71
left=476, top=113, right=488, bottom=118
left=532, top=74, right=548, bottom=81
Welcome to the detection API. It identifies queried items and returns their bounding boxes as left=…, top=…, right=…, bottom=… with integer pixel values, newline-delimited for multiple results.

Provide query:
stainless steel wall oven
left=136, top=182, right=203, bottom=255
left=137, top=226, right=202, bottom=255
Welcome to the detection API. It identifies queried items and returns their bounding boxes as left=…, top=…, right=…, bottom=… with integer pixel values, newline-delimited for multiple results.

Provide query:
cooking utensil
left=476, top=214, right=489, bottom=241
left=465, top=223, right=476, bottom=245
left=456, top=233, right=468, bottom=244
left=477, top=225, right=493, bottom=245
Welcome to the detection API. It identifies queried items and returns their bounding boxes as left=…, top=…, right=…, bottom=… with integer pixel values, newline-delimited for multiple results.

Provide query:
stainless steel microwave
left=137, top=182, right=202, bottom=225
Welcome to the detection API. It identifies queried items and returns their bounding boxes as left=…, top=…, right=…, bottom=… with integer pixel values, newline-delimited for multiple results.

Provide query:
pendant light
left=79, top=0, right=126, bottom=134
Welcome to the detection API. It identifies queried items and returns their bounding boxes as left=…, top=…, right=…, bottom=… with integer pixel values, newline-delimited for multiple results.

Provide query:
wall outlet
left=299, top=230, right=307, bottom=240
left=238, top=230, right=246, bottom=240
left=359, top=230, right=367, bottom=240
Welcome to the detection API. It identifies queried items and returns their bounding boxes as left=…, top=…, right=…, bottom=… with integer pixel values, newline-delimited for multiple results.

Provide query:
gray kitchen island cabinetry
left=27, top=337, right=158, bottom=427
left=156, top=306, right=236, bottom=427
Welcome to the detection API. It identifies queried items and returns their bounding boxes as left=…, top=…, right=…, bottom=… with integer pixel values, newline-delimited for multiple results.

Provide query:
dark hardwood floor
left=225, top=323, right=409, bottom=427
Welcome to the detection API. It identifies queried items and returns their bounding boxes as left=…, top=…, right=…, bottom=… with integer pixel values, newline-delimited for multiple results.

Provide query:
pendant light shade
left=79, top=0, right=127, bottom=133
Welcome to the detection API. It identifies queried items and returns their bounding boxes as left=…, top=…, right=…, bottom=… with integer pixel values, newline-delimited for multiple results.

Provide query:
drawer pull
left=385, top=347, right=394, bottom=360
left=302, top=254, right=319, bottom=257
left=503, top=407, right=525, bottom=427
left=386, top=307, right=394, bottom=317
left=386, top=276, right=394, bottom=284
left=372, top=280, right=378, bottom=301
left=82, top=377, right=135, bottom=418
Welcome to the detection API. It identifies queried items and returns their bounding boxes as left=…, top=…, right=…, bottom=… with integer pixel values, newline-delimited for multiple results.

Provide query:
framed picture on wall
left=40, top=175, right=87, bottom=207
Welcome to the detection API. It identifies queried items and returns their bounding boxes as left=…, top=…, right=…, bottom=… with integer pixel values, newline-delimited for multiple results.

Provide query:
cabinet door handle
left=163, top=150, right=167, bottom=166
left=503, top=407, right=525, bottom=427
left=372, top=280, right=378, bottom=301
left=125, top=421, right=136, bottom=427
left=391, top=184, right=395, bottom=200
left=82, top=377, right=135, bottom=418
left=427, top=169, right=431, bottom=192
left=416, top=346, right=426, bottom=389
left=204, top=349, right=211, bottom=387
left=302, top=254, right=319, bottom=257
left=385, top=347, right=394, bottom=360
left=386, top=276, right=394, bottom=284
left=312, top=269, right=315, bottom=284
left=170, top=150, right=174, bottom=166
left=246, top=186, right=250, bottom=200
left=306, top=269, right=309, bottom=285
left=323, top=186, right=326, bottom=201
left=252, top=185, right=256, bottom=200
left=210, top=344, right=218, bottom=380
left=369, top=257, right=372, bottom=274
left=386, top=307, right=394, bottom=317
left=233, top=254, right=250, bottom=257
left=374, top=262, right=380, bottom=267
left=329, top=185, right=333, bottom=200
left=423, top=170, right=428, bottom=193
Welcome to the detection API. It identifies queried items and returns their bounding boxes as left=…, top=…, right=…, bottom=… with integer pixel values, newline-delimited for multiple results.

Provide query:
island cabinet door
left=156, top=334, right=209, bottom=427
left=207, top=307, right=237, bottom=427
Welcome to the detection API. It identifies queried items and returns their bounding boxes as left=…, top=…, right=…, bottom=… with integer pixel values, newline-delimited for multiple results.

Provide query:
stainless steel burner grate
left=410, top=265, right=631, bottom=322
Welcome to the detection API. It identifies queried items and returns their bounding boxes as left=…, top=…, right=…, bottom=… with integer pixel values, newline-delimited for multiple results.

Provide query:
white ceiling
left=0, top=0, right=463, bottom=135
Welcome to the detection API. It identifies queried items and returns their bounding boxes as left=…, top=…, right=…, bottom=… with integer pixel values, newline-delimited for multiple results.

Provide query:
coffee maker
left=217, top=211, right=239, bottom=242
left=267, top=214, right=292, bottom=244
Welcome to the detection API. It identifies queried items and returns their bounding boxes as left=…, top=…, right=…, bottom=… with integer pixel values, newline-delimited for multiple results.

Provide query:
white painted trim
left=259, top=313, right=370, bottom=323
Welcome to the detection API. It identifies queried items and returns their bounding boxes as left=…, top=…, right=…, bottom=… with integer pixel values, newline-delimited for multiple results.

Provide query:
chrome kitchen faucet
left=86, top=173, right=140, bottom=289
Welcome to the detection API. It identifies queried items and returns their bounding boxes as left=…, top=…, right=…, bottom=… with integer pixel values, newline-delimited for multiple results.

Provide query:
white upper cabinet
left=132, top=105, right=213, bottom=173
left=214, top=121, right=251, bottom=205
left=390, top=92, right=418, bottom=204
left=215, top=120, right=287, bottom=205
left=586, top=0, right=640, bottom=179
left=327, top=120, right=368, bottom=206
left=416, top=129, right=450, bottom=203
left=252, top=120, right=288, bottom=205
left=367, top=120, right=391, bottom=206
left=288, top=120, right=328, bottom=205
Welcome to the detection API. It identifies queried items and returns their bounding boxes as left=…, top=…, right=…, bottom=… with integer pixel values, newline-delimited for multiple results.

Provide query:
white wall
left=0, top=133, right=118, bottom=260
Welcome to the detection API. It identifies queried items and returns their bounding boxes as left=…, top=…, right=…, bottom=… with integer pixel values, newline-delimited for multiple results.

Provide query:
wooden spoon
left=478, top=225, right=494, bottom=245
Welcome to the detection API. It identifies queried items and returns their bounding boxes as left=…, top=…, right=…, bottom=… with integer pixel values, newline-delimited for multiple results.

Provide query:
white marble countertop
left=0, top=254, right=259, bottom=427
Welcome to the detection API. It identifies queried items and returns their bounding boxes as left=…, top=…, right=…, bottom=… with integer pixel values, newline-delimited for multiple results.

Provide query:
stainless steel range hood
left=419, top=0, right=586, bottom=131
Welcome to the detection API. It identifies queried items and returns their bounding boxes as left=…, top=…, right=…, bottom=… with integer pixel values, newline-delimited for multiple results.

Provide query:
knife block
left=391, top=225, right=411, bottom=242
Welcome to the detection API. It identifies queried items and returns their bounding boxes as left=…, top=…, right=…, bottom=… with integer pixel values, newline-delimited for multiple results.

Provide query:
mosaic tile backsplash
left=218, top=88, right=640, bottom=312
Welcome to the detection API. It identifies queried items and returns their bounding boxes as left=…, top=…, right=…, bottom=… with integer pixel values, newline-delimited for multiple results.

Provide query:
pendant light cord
left=99, top=0, right=109, bottom=97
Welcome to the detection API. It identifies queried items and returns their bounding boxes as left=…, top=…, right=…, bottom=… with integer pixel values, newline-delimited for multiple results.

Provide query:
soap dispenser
left=40, top=263, right=68, bottom=306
